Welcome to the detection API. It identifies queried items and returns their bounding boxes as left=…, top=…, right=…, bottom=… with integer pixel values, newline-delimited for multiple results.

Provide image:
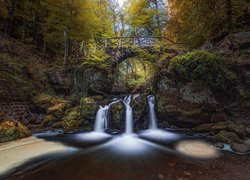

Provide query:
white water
left=147, top=95, right=158, bottom=129
left=94, top=105, right=109, bottom=132
left=94, top=99, right=121, bottom=132
left=123, top=95, right=133, bottom=134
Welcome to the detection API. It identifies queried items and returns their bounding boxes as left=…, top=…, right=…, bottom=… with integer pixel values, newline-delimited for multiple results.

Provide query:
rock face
left=156, top=81, right=216, bottom=127
left=73, top=67, right=114, bottom=96
left=0, top=120, right=31, bottom=143
left=214, top=32, right=250, bottom=55
left=110, top=102, right=124, bottom=130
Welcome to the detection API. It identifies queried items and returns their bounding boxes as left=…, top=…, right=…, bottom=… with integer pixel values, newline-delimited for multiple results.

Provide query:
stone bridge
left=94, top=36, right=180, bottom=66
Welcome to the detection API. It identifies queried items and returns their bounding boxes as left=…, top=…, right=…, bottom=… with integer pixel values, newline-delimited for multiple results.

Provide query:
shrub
left=169, top=51, right=239, bottom=92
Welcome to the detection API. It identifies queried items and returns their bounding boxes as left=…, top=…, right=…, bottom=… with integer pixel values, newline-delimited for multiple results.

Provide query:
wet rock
left=231, top=143, right=249, bottom=153
left=131, top=94, right=148, bottom=129
left=214, top=142, right=224, bottom=149
left=62, top=107, right=83, bottom=132
left=110, top=102, right=124, bottom=129
left=214, top=130, right=242, bottom=144
left=0, top=120, right=31, bottom=143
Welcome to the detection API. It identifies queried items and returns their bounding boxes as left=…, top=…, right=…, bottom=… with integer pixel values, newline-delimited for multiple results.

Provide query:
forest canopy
left=0, top=0, right=249, bottom=64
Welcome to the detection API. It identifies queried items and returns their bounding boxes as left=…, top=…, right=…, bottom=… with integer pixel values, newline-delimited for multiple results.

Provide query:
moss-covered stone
left=169, top=50, right=240, bottom=92
left=47, top=102, right=67, bottom=119
left=214, top=130, right=242, bottom=144
left=43, top=115, right=57, bottom=126
left=62, top=107, right=83, bottom=132
left=80, top=97, right=98, bottom=120
left=110, top=102, right=124, bottom=128
left=0, top=120, right=31, bottom=143
left=33, top=94, right=54, bottom=109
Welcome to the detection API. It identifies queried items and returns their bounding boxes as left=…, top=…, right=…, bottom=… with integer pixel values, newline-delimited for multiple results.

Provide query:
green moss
left=47, top=103, right=66, bottom=119
left=214, top=130, right=242, bottom=144
left=0, top=54, right=34, bottom=100
left=0, top=120, right=31, bottom=143
left=62, top=107, right=83, bottom=132
left=33, top=94, right=54, bottom=109
left=80, top=97, right=98, bottom=120
left=169, top=51, right=240, bottom=92
left=110, top=102, right=124, bottom=126
left=43, top=115, right=57, bottom=126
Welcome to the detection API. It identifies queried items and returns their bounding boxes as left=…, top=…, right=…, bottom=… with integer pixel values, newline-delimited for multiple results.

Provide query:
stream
left=1, top=95, right=250, bottom=180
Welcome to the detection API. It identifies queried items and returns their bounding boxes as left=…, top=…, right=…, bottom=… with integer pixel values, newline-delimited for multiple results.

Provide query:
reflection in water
left=139, top=129, right=181, bottom=143
left=175, top=140, right=219, bottom=159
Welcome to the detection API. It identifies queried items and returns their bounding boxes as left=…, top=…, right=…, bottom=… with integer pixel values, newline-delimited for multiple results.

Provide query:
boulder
left=214, top=130, right=242, bottom=144
left=62, top=107, right=83, bottom=132
left=32, top=94, right=54, bottom=110
left=231, top=143, right=249, bottom=153
left=0, top=120, right=31, bottom=143
left=47, top=102, right=67, bottom=119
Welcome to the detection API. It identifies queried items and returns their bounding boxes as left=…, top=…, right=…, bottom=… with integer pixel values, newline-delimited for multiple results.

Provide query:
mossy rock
left=214, top=130, right=242, bottom=144
left=169, top=50, right=240, bottom=92
left=80, top=97, right=99, bottom=120
left=62, top=107, right=83, bottom=132
left=47, top=102, right=67, bottom=119
left=0, top=120, right=31, bottom=143
left=43, top=115, right=57, bottom=126
left=110, top=102, right=124, bottom=129
left=33, top=94, right=54, bottom=109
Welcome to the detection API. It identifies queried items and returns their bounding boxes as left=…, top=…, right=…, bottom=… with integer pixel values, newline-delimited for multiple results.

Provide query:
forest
left=0, top=0, right=250, bottom=179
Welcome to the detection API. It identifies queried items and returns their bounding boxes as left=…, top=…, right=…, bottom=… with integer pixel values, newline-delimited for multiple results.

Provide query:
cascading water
left=94, top=99, right=121, bottom=132
left=94, top=105, right=109, bottom=132
left=147, top=95, right=158, bottom=129
left=123, top=95, right=133, bottom=134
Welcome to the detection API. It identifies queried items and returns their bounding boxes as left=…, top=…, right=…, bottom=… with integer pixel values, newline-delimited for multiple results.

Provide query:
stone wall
left=0, top=102, right=43, bottom=126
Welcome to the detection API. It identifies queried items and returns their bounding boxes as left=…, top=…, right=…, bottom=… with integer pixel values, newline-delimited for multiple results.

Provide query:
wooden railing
left=95, top=36, right=179, bottom=48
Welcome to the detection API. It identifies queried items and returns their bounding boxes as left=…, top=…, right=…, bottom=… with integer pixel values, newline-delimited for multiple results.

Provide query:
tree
left=165, top=0, right=249, bottom=48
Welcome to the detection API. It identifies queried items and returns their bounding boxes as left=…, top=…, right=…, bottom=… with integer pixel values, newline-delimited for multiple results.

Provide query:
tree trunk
left=64, top=26, right=69, bottom=66
left=154, top=0, right=161, bottom=36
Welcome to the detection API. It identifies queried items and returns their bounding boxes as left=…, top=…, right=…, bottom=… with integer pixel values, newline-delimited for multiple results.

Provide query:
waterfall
left=123, top=95, right=133, bottom=134
left=94, top=105, right=109, bottom=132
left=147, top=95, right=158, bottom=129
left=94, top=99, right=121, bottom=132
